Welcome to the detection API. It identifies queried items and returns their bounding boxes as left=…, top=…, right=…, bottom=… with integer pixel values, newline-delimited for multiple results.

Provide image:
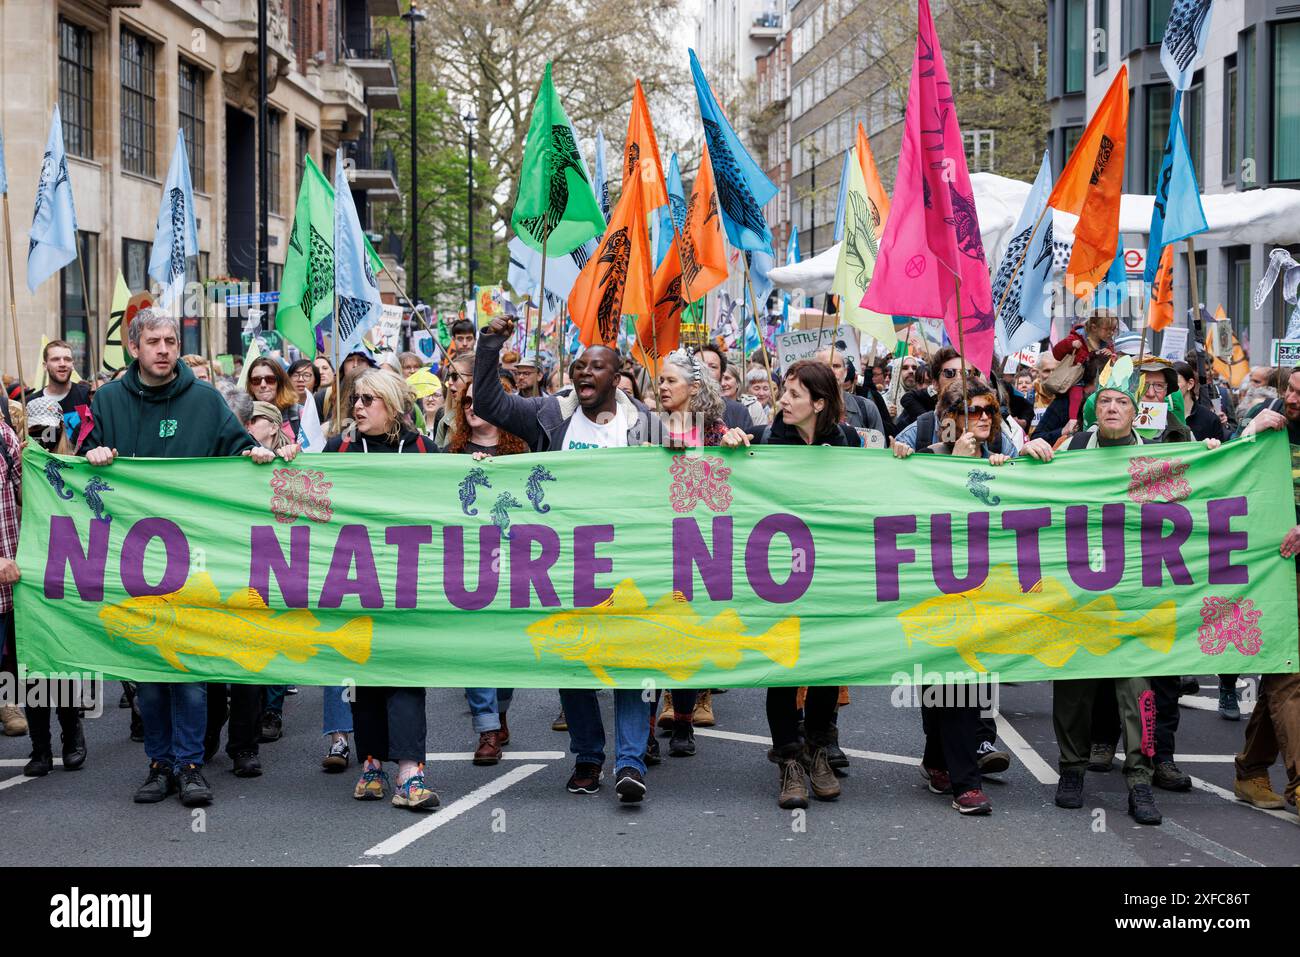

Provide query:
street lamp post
left=257, top=0, right=269, bottom=305
left=401, top=3, right=427, bottom=304
left=464, top=109, right=476, bottom=301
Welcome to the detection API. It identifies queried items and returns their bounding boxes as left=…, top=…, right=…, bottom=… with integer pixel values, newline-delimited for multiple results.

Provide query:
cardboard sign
left=1158, top=326, right=1189, bottom=362
left=1134, top=401, right=1168, bottom=431
left=368, top=304, right=404, bottom=352
left=775, top=324, right=860, bottom=368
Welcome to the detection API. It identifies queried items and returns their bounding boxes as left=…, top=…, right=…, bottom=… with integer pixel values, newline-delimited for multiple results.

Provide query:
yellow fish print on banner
left=98, top=573, right=372, bottom=674
left=897, top=565, right=1175, bottom=673
left=526, top=579, right=800, bottom=685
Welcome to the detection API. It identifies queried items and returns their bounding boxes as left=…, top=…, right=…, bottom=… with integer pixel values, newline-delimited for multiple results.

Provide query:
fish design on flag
left=98, top=573, right=373, bottom=674
left=897, top=565, right=1176, bottom=673
left=944, top=184, right=984, bottom=262
left=1163, top=0, right=1213, bottom=73
left=303, top=223, right=333, bottom=320
left=701, top=118, right=769, bottom=245
left=526, top=579, right=799, bottom=685
left=1089, top=135, right=1115, bottom=186
left=843, top=191, right=878, bottom=289
left=516, top=125, right=588, bottom=245
left=167, top=187, right=186, bottom=284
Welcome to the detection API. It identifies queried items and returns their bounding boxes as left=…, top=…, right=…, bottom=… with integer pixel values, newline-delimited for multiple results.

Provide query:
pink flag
left=860, top=0, right=994, bottom=374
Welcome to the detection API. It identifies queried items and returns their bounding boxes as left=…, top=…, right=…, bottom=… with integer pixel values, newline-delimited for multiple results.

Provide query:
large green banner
left=15, top=434, right=1299, bottom=687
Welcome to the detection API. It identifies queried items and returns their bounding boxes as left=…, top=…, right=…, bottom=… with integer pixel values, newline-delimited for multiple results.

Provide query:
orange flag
left=622, top=79, right=668, bottom=210
left=635, top=146, right=730, bottom=373
left=569, top=153, right=654, bottom=349
left=1147, top=243, right=1174, bottom=332
left=855, top=123, right=891, bottom=235
left=1048, top=65, right=1129, bottom=298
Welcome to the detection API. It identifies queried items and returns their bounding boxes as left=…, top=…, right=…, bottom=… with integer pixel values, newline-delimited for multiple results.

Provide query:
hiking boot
left=921, top=763, right=952, bottom=795
left=473, top=730, right=505, bottom=766
left=392, top=769, right=439, bottom=811
left=322, top=736, right=350, bottom=772
left=23, top=750, right=53, bottom=777
left=231, top=750, right=262, bottom=778
left=615, top=766, right=647, bottom=803
left=1055, top=769, right=1085, bottom=809
left=1087, top=743, right=1115, bottom=772
left=497, top=712, right=510, bottom=746
left=975, top=740, right=1010, bottom=774
left=776, top=746, right=809, bottom=810
left=566, top=762, right=602, bottom=794
left=669, top=722, right=696, bottom=757
left=1153, top=760, right=1192, bottom=792
left=61, top=718, right=87, bottom=771
left=644, top=729, right=661, bottom=766
left=0, top=705, right=27, bottom=737
left=178, top=764, right=213, bottom=807
left=952, top=788, right=993, bottom=815
left=258, top=710, right=283, bottom=743
left=1128, top=783, right=1162, bottom=825
left=118, top=690, right=130, bottom=709
left=551, top=709, right=567, bottom=732
left=657, top=692, right=675, bottom=730
left=1218, top=687, right=1241, bottom=721
left=133, top=762, right=178, bottom=803
left=803, top=745, right=841, bottom=801
left=692, top=690, right=715, bottom=727
left=1234, top=776, right=1285, bottom=809
left=1178, top=675, right=1200, bottom=697
left=353, top=762, right=390, bottom=800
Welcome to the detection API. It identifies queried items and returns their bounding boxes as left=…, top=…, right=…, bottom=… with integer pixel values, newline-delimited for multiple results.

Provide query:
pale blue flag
left=0, top=126, right=8, bottom=196
left=333, top=151, right=382, bottom=357
left=148, top=129, right=200, bottom=309
left=781, top=226, right=801, bottom=331
left=746, top=248, right=775, bottom=318
left=1144, top=90, right=1207, bottom=283
left=991, top=151, right=1055, bottom=355
left=27, top=106, right=79, bottom=292
left=1094, top=234, right=1127, bottom=312
left=654, top=153, right=686, bottom=267
left=1161, top=0, right=1214, bottom=91
left=831, top=149, right=852, bottom=243
left=593, top=129, right=610, bottom=221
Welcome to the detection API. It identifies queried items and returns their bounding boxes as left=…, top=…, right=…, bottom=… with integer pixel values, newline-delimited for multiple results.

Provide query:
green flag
left=436, top=311, right=451, bottom=351
left=278, top=155, right=384, bottom=358
left=511, top=62, right=604, bottom=255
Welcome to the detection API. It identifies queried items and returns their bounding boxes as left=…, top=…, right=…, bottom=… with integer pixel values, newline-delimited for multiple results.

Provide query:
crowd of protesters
left=0, top=305, right=1296, bottom=829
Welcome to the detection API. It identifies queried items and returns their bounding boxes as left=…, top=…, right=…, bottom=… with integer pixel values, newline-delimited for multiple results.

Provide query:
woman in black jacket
left=324, top=369, right=438, bottom=813
left=722, top=360, right=860, bottom=810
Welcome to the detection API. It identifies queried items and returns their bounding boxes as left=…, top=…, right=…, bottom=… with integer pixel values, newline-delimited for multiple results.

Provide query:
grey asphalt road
left=0, top=677, right=1295, bottom=866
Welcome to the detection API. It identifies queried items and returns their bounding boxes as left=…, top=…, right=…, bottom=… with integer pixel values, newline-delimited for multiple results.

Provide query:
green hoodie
left=85, top=359, right=255, bottom=459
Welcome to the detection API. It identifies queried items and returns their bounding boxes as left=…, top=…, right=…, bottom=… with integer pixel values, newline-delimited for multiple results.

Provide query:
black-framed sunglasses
left=941, top=367, right=979, bottom=380
left=961, top=404, right=996, bottom=419
left=353, top=393, right=379, bottom=408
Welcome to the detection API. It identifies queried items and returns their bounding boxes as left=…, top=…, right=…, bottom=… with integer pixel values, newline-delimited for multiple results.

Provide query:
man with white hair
left=82, top=308, right=289, bottom=808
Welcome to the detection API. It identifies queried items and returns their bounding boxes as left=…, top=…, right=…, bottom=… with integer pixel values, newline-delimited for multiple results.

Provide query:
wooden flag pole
left=1, top=193, right=27, bottom=412
left=1184, top=236, right=1201, bottom=362
left=741, top=255, right=777, bottom=412
left=991, top=205, right=1050, bottom=332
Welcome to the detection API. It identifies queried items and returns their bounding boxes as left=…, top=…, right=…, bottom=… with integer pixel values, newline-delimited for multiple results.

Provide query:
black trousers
left=205, top=683, right=263, bottom=756
left=24, top=681, right=80, bottom=755
left=766, top=686, right=837, bottom=749
left=1092, top=675, right=1180, bottom=764
left=352, top=686, right=426, bottom=763
left=921, top=696, right=983, bottom=795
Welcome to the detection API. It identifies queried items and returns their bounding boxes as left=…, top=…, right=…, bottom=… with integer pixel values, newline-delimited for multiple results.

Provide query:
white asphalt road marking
left=364, top=763, right=548, bottom=858
left=1160, top=819, right=1265, bottom=867
left=1189, top=775, right=1298, bottom=825
left=423, top=751, right=567, bottom=761
left=1176, top=754, right=1237, bottom=763
left=0, top=773, right=40, bottom=792
left=1180, top=694, right=1255, bottom=715
left=691, top=727, right=919, bottom=765
left=993, top=714, right=1058, bottom=784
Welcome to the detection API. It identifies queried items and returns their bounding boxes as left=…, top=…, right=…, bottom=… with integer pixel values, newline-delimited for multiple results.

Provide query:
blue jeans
left=465, top=688, right=514, bottom=733
left=136, top=681, right=208, bottom=771
left=322, top=685, right=353, bottom=736
left=559, top=689, right=651, bottom=775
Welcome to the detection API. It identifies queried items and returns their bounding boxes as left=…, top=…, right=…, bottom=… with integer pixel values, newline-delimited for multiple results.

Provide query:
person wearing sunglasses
left=893, top=348, right=996, bottom=457
left=322, top=369, right=438, bottom=812
left=432, top=352, right=475, bottom=449
left=244, top=357, right=302, bottom=450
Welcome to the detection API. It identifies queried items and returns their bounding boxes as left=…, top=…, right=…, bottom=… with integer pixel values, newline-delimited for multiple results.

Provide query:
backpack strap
left=338, top=438, right=351, bottom=453
left=414, top=435, right=429, bottom=453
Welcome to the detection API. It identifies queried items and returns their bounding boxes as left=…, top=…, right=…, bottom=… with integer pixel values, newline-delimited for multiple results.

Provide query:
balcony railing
left=344, top=27, right=392, bottom=64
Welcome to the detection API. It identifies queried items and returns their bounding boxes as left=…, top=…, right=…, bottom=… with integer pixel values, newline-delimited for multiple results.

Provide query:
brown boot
left=498, top=712, right=510, bottom=746
left=0, top=705, right=27, bottom=737
left=473, top=730, right=504, bottom=766
left=657, top=691, right=675, bottom=729
left=774, top=743, right=808, bottom=809
left=803, top=743, right=841, bottom=801
left=1234, top=775, right=1285, bottom=809
left=692, top=689, right=716, bottom=727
